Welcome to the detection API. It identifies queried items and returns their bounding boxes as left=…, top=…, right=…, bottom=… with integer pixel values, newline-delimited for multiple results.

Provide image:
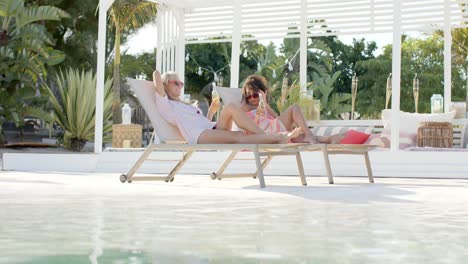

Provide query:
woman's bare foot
left=288, top=127, right=302, bottom=140
left=279, top=127, right=302, bottom=140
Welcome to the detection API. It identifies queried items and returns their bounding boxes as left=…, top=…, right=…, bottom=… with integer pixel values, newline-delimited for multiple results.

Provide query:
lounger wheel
left=210, top=172, right=217, bottom=180
left=120, top=174, right=127, bottom=183
left=165, top=177, right=175, bottom=183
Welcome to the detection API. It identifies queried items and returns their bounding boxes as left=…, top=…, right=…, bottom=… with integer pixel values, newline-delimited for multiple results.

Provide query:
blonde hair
left=161, top=71, right=180, bottom=86
left=161, top=71, right=180, bottom=101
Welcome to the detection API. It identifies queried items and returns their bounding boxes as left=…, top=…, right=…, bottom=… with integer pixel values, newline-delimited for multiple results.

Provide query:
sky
left=122, top=23, right=395, bottom=56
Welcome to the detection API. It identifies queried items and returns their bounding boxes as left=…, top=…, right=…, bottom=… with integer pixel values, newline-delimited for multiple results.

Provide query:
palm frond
left=16, top=38, right=49, bottom=58
left=21, top=106, right=54, bottom=124
left=17, top=23, right=54, bottom=45
left=15, top=6, right=69, bottom=30
left=0, top=0, right=23, bottom=17
left=110, top=0, right=158, bottom=31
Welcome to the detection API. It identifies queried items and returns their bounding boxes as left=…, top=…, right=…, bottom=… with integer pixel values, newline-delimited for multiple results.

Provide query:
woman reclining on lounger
left=240, top=75, right=343, bottom=144
left=152, top=70, right=297, bottom=144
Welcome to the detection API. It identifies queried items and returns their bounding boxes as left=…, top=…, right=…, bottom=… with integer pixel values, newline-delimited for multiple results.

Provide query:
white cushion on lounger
left=126, top=78, right=185, bottom=143
left=216, top=86, right=242, bottom=106
left=215, top=86, right=243, bottom=132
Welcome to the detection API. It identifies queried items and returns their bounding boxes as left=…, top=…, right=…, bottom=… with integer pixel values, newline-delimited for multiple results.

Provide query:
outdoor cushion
left=216, top=86, right=242, bottom=106
left=339, top=129, right=371, bottom=144
left=381, top=109, right=456, bottom=135
left=312, top=126, right=374, bottom=137
left=364, top=133, right=385, bottom=147
left=380, top=110, right=456, bottom=149
left=379, top=128, right=417, bottom=149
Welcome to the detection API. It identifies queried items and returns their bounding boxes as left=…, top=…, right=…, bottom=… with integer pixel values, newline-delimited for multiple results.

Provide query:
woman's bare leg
left=198, top=129, right=287, bottom=144
left=215, top=103, right=264, bottom=134
left=278, top=104, right=315, bottom=142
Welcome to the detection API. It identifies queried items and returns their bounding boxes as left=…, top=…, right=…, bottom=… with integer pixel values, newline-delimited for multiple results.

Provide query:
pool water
left=1, top=173, right=468, bottom=263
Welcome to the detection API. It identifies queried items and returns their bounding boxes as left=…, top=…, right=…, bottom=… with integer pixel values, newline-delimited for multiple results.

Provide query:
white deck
left=3, top=150, right=468, bottom=179
left=1, top=171, right=467, bottom=263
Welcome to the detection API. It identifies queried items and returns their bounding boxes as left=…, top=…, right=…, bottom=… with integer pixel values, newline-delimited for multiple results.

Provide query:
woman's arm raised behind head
left=152, top=70, right=166, bottom=97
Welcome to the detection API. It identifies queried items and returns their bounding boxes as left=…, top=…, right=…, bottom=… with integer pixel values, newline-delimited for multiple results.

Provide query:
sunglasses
left=245, top=93, right=260, bottom=100
left=169, top=80, right=184, bottom=87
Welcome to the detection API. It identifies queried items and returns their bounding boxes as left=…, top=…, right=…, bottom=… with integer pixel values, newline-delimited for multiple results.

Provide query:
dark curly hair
left=241, top=75, right=269, bottom=104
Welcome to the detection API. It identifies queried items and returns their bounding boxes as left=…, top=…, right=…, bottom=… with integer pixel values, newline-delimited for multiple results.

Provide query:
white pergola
left=95, top=0, right=468, bottom=153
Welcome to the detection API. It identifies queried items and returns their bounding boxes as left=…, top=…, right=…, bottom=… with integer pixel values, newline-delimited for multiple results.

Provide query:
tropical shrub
left=0, top=0, right=68, bottom=145
left=43, top=68, right=113, bottom=152
left=311, top=71, right=352, bottom=119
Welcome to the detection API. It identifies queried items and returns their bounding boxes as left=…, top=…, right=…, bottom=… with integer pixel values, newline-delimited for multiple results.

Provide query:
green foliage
left=273, top=78, right=301, bottom=113
left=26, top=0, right=105, bottom=71
left=0, top=0, right=67, bottom=91
left=185, top=41, right=233, bottom=93
left=357, top=35, right=466, bottom=117
left=43, top=68, right=113, bottom=151
left=0, top=0, right=67, bottom=143
left=311, top=71, right=352, bottom=119
left=120, top=50, right=156, bottom=80
left=320, top=36, right=377, bottom=94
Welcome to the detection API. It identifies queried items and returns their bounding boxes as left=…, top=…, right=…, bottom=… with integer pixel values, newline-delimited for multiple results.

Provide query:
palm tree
left=108, top=0, right=158, bottom=124
left=434, top=28, right=467, bottom=80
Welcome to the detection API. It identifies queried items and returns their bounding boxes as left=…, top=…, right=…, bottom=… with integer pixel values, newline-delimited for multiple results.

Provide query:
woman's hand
left=256, top=90, right=267, bottom=117
left=258, top=90, right=268, bottom=103
left=257, top=90, right=278, bottom=118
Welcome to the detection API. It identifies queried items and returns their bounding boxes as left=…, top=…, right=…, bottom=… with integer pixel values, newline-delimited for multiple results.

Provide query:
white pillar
left=230, top=0, right=241, bottom=88
left=299, top=0, right=308, bottom=94
left=390, top=0, right=402, bottom=152
left=444, top=0, right=452, bottom=112
left=156, top=9, right=163, bottom=72
left=167, top=12, right=172, bottom=72
left=176, top=9, right=185, bottom=95
left=164, top=11, right=169, bottom=73
left=94, top=0, right=113, bottom=154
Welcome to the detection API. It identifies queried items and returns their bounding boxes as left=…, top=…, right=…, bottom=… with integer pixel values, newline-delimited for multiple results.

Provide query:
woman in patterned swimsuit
left=241, top=75, right=343, bottom=144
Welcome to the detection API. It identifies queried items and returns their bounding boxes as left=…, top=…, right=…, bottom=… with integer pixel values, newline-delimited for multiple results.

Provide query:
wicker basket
left=417, top=122, right=453, bottom=148
left=112, top=124, right=143, bottom=148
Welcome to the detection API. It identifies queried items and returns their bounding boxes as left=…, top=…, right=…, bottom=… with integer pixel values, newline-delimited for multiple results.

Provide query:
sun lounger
left=215, top=85, right=376, bottom=184
left=121, top=78, right=308, bottom=188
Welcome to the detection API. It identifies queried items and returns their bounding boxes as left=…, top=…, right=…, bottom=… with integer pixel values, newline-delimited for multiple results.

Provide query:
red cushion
left=339, top=129, right=371, bottom=144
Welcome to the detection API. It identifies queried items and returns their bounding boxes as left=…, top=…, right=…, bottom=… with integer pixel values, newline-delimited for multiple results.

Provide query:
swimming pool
left=1, top=173, right=467, bottom=263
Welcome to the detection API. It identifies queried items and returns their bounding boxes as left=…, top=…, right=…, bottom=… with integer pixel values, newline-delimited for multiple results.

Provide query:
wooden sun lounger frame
left=119, top=143, right=308, bottom=188
left=305, top=144, right=375, bottom=184
left=119, top=141, right=375, bottom=188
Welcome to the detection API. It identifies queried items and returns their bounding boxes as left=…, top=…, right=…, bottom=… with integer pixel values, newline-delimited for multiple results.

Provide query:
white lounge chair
left=120, top=78, right=308, bottom=188
left=215, top=84, right=376, bottom=184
